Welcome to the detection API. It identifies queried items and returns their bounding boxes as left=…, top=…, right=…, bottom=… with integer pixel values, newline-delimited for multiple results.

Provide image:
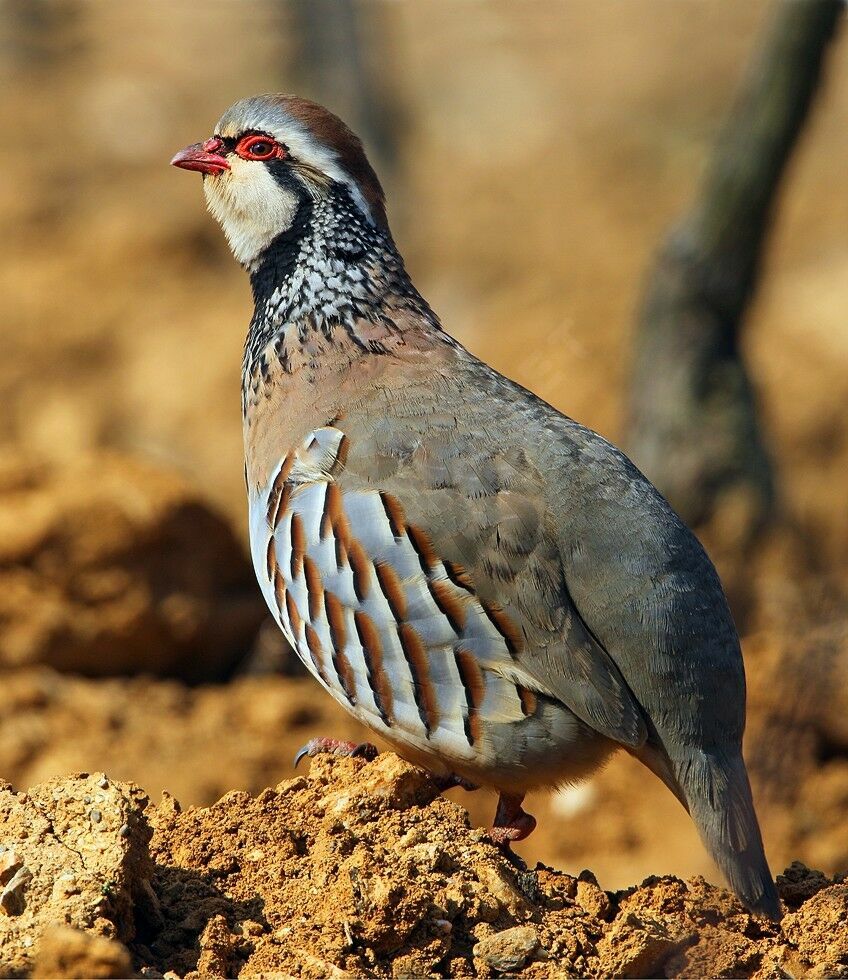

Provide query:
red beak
left=170, top=138, right=230, bottom=176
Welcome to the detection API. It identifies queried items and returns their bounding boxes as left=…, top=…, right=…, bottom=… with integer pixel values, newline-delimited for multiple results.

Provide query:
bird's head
left=171, top=94, right=387, bottom=266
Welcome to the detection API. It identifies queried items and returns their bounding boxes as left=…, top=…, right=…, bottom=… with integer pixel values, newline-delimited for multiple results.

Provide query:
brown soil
left=2, top=758, right=846, bottom=979
left=0, top=451, right=264, bottom=681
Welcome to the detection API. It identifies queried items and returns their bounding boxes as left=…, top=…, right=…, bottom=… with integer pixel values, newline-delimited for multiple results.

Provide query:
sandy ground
left=2, top=757, right=847, bottom=979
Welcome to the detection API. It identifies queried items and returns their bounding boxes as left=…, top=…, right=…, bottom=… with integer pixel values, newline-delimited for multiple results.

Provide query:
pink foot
left=293, top=737, right=379, bottom=768
left=489, top=792, right=537, bottom=847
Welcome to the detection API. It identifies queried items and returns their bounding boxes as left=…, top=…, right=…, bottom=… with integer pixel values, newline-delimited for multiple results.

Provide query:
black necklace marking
left=249, top=200, right=313, bottom=308
left=243, top=183, right=438, bottom=376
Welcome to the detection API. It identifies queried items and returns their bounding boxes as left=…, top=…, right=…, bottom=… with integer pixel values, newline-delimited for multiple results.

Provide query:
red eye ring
left=235, top=134, right=284, bottom=161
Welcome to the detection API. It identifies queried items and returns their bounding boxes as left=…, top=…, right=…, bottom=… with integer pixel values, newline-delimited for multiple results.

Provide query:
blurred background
left=0, top=0, right=846, bottom=891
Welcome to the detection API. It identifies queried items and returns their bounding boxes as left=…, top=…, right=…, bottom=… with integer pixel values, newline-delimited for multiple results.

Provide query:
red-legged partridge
left=172, top=95, right=780, bottom=920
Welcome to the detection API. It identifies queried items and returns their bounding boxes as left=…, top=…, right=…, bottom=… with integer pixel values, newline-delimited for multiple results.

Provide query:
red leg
left=293, top=737, right=379, bottom=768
left=489, top=792, right=537, bottom=847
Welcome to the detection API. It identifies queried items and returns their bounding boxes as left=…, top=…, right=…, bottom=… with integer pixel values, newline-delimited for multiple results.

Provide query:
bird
left=171, top=94, right=780, bottom=920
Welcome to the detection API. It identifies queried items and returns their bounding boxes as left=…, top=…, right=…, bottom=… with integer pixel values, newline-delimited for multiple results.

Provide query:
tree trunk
left=627, top=0, right=842, bottom=537
left=284, top=0, right=402, bottom=178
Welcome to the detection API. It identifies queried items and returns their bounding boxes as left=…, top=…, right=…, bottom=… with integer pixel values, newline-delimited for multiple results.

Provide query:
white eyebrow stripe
left=219, top=109, right=376, bottom=226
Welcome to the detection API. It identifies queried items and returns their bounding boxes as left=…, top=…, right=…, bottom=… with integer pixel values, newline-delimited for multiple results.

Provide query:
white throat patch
left=203, top=157, right=301, bottom=265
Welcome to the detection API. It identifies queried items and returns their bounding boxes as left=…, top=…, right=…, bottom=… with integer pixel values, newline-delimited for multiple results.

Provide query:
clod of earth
left=0, top=451, right=266, bottom=681
left=0, top=756, right=846, bottom=979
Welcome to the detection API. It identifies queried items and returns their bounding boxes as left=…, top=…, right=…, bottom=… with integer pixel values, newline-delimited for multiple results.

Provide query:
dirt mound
left=1, top=757, right=845, bottom=978
left=0, top=451, right=265, bottom=681
left=0, top=772, right=151, bottom=978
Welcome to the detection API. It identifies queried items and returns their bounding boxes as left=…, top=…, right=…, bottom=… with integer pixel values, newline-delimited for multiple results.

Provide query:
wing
left=337, top=414, right=649, bottom=750
left=251, top=406, right=648, bottom=754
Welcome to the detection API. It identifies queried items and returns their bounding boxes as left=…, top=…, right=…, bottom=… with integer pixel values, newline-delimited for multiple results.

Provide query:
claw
left=432, top=773, right=480, bottom=792
left=293, top=737, right=378, bottom=768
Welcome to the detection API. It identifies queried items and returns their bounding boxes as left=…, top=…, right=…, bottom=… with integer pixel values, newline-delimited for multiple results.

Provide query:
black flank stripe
left=355, top=612, right=393, bottom=727
left=398, top=624, right=437, bottom=736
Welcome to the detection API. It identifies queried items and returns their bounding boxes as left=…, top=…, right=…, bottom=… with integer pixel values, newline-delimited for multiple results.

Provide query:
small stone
left=576, top=874, right=613, bottom=920
left=90, top=810, right=102, bottom=824
left=0, top=865, right=33, bottom=916
left=0, top=849, right=23, bottom=885
left=473, top=925, right=541, bottom=974
left=475, top=864, right=530, bottom=918
left=397, top=826, right=428, bottom=848
left=119, top=824, right=130, bottom=838
left=196, top=914, right=234, bottom=977
left=53, top=872, right=81, bottom=899
left=302, top=955, right=351, bottom=978
left=98, top=777, right=110, bottom=790
left=408, top=842, right=441, bottom=871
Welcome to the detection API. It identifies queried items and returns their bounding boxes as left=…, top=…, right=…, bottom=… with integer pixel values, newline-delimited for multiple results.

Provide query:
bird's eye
left=236, top=135, right=282, bottom=161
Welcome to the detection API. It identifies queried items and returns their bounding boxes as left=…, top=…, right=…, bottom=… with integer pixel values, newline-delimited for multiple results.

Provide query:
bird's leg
left=293, top=737, right=379, bottom=768
left=489, top=792, right=537, bottom=846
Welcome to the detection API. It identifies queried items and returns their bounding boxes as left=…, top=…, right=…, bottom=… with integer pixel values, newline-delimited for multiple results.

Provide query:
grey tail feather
left=669, top=745, right=782, bottom=921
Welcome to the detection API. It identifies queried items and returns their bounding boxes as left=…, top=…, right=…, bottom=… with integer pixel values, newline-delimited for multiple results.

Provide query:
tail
left=649, top=744, right=781, bottom=920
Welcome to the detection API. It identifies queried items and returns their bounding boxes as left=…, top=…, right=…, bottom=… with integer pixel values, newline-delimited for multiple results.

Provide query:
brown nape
left=280, top=95, right=388, bottom=230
